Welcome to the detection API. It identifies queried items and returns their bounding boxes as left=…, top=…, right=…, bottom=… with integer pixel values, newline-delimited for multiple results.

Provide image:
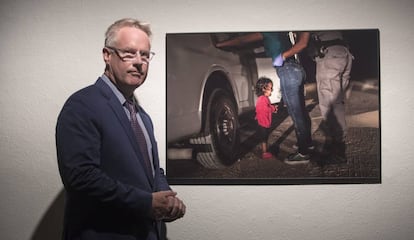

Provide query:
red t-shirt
left=255, top=95, right=276, bottom=128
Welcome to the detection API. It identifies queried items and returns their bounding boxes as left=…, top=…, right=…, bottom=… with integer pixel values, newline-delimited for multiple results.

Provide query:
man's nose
left=133, top=60, right=144, bottom=73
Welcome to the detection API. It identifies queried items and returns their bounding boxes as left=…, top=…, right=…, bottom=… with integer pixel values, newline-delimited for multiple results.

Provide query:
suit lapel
left=139, top=106, right=160, bottom=190
left=95, top=78, right=155, bottom=186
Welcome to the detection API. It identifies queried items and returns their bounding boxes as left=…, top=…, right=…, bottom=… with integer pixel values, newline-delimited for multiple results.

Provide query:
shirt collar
left=101, top=74, right=131, bottom=105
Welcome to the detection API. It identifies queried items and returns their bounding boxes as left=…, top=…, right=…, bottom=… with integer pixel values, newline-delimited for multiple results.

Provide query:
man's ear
left=102, top=48, right=111, bottom=64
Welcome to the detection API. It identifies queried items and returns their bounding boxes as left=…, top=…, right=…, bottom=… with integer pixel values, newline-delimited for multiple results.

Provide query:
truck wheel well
left=201, top=71, right=237, bottom=132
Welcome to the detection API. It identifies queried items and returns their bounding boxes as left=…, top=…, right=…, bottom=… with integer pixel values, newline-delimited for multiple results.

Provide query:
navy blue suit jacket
left=56, top=78, right=170, bottom=240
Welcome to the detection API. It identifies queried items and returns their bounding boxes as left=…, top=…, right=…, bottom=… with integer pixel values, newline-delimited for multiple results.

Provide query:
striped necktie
left=124, top=100, right=153, bottom=176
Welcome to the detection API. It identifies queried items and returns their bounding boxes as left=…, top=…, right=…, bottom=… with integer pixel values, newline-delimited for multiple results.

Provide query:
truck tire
left=191, top=89, right=239, bottom=169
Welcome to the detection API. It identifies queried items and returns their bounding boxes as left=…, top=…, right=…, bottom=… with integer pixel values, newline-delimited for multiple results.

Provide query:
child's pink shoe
left=262, top=152, right=273, bottom=159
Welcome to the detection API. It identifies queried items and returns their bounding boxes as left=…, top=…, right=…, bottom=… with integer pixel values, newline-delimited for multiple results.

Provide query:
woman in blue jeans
left=276, top=59, right=313, bottom=163
left=216, top=31, right=313, bottom=164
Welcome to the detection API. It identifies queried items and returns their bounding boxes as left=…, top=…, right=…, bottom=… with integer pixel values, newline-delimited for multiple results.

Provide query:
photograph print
left=166, top=29, right=380, bottom=185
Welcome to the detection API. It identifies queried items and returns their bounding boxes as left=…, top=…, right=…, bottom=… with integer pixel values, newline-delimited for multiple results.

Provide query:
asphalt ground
left=167, top=78, right=380, bottom=184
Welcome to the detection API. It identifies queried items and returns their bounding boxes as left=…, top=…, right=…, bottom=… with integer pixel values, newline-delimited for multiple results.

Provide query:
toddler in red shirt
left=255, top=77, right=278, bottom=159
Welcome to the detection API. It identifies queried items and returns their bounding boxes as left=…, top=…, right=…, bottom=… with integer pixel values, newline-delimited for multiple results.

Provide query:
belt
left=321, top=39, right=348, bottom=48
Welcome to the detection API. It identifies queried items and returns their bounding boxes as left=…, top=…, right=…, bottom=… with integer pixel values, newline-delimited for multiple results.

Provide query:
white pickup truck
left=166, top=32, right=280, bottom=169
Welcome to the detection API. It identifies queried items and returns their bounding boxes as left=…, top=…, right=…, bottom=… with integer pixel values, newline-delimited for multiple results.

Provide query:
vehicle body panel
left=166, top=33, right=257, bottom=142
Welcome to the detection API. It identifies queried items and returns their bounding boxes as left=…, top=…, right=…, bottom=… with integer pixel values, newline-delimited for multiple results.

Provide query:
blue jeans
left=276, top=61, right=313, bottom=154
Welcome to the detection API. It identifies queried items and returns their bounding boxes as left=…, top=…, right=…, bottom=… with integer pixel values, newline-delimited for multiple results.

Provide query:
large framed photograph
left=166, top=29, right=380, bottom=185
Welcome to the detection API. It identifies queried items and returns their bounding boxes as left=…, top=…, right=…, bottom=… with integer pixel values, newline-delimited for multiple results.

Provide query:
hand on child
left=272, top=104, right=278, bottom=113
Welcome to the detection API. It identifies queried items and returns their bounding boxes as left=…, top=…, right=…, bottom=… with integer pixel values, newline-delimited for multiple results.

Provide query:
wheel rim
left=212, top=100, right=237, bottom=157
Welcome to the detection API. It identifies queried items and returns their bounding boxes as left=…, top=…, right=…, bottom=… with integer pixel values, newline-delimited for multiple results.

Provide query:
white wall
left=1, top=0, right=413, bottom=239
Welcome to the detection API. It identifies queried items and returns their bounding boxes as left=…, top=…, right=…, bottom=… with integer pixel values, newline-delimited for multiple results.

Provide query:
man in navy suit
left=56, top=18, right=186, bottom=240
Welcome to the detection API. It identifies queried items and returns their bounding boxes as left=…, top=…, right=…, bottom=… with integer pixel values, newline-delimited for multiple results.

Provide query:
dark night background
left=301, top=29, right=380, bottom=83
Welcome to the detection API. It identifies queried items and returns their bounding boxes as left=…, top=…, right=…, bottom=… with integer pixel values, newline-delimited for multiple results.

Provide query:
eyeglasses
left=106, top=46, right=155, bottom=63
